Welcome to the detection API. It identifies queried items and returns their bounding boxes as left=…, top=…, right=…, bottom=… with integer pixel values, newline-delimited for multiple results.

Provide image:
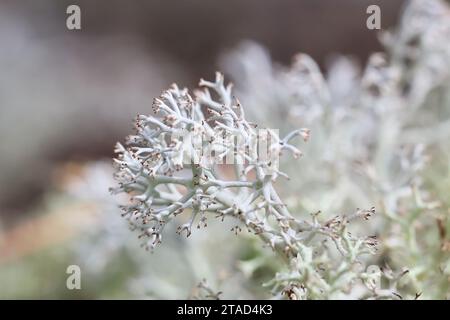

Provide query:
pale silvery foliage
left=112, top=72, right=397, bottom=299
left=221, top=0, right=450, bottom=299
left=112, top=0, right=450, bottom=299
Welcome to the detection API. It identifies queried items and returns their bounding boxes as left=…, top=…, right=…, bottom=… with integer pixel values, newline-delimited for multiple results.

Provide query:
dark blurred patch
left=5, top=0, right=404, bottom=81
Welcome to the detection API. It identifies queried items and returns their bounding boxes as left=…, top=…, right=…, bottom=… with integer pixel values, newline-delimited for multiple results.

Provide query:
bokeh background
left=0, top=0, right=425, bottom=299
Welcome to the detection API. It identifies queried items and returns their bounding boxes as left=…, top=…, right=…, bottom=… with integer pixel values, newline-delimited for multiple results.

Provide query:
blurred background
left=0, top=0, right=413, bottom=298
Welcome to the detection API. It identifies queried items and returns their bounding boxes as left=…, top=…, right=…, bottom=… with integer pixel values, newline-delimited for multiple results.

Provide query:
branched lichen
left=112, top=72, right=389, bottom=299
left=111, top=0, right=450, bottom=300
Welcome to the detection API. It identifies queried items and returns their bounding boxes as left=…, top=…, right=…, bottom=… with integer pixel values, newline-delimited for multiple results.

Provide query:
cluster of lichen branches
left=111, top=72, right=397, bottom=299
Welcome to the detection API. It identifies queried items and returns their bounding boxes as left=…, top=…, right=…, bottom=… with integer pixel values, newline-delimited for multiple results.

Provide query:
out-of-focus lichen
left=220, top=0, right=450, bottom=299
